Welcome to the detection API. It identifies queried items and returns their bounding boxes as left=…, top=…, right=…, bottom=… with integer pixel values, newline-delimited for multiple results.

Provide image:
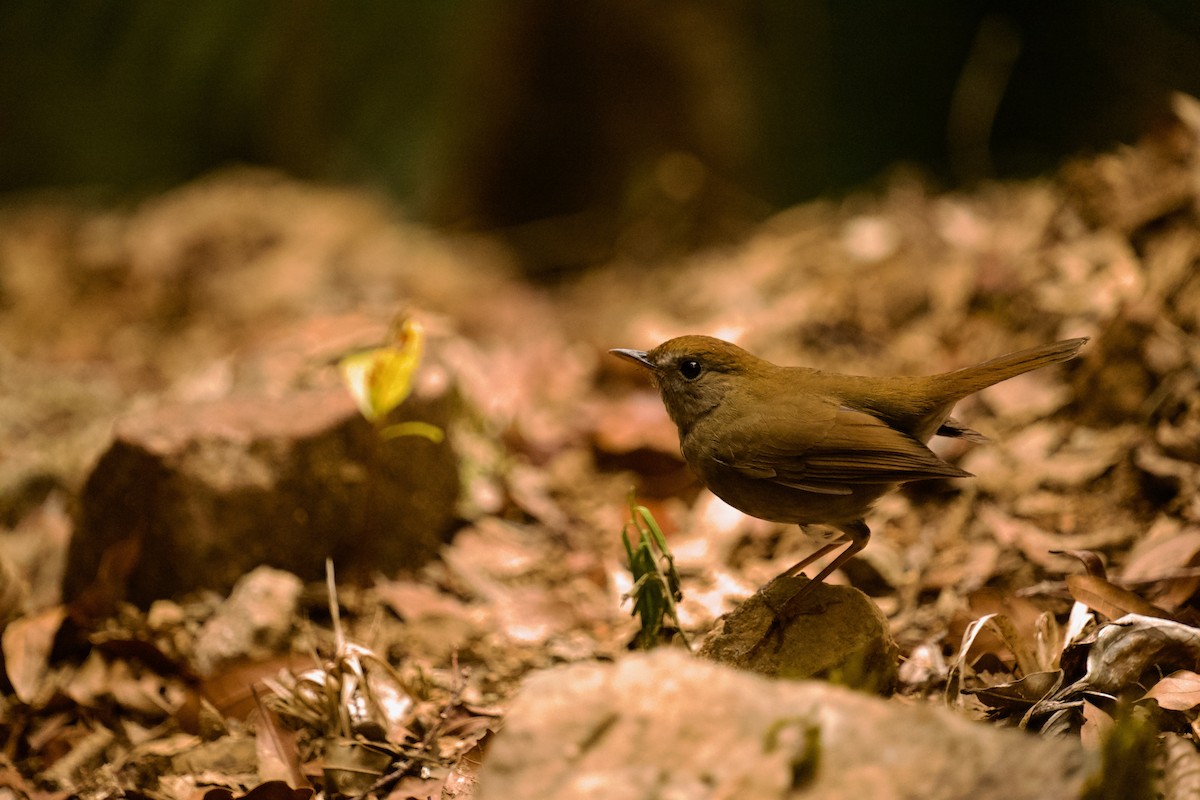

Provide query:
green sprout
left=622, top=492, right=689, bottom=650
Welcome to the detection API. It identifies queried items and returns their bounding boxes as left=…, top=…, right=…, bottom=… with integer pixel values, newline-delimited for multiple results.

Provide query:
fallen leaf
left=0, top=761, right=70, bottom=800
left=1123, top=524, right=1200, bottom=581
left=1143, top=670, right=1200, bottom=712
left=339, top=317, right=426, bottom=423
left=1076, top=615, right=1200, bottom=695
left=204, top=781, right=314, bottom=800
left=65, top=650, right=183, bottom=717
left=964, top=670, right=1062, bottom=711
left=1, top=605, right=68, bottom=704
left=1051, top=549, right=1107, bottom=579
left=956, top=588, right=1054, bottom=674
left=1121, top=523, right=1200, bottom=609
left=1079, top=699, right=1113, bottom=752
left=386, top=773, right=449, bottom=800
left=254, top=693, right=308, bottom=788
left=201, top=655, right=304, bottom=720
left=1065, top=574, right=1172, bottom=622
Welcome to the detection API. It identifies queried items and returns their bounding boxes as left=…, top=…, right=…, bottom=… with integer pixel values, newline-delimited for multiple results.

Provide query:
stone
left=64, top=385, right=458, bottom=606
left=476, top=650, right=1089, bottom=800
left=191, top=566, right=304, bottom=676
left=699, top=577, right=899, bottom=693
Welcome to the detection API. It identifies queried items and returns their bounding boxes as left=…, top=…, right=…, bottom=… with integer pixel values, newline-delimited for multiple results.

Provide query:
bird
left=611, top=334, right=1087, bottom=613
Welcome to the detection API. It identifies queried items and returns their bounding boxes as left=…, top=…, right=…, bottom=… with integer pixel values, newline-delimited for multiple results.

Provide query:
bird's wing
left=719, top=404, right=972, bottom=492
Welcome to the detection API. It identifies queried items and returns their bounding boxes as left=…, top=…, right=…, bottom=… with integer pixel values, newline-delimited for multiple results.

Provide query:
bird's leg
left=779, top=541, right=843, bottom=579
left=777, top=520, right=871, bottom=616
left=756, top=537, right=842, bottom=612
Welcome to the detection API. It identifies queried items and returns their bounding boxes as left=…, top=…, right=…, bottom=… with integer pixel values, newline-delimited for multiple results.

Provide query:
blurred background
left=4, top=0, right=1200, bottom=273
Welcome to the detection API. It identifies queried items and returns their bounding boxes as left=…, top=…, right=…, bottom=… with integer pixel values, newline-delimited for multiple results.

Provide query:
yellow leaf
left=339, top=317, right=426, bottom=423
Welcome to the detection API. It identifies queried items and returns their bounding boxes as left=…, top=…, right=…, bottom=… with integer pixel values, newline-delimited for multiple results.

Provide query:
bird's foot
left=758, top=575, right=829, bottom=619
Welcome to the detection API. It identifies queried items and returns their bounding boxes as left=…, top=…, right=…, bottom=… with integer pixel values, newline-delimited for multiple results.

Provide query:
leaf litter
left=4, top=96, right=1200, bottom=796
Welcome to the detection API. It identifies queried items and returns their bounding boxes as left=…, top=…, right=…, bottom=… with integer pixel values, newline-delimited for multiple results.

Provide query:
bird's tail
left=933, top=337, right=1087, bottom=399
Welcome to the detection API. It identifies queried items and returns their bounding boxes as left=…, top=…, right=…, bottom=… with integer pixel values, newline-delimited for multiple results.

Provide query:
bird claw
left=757, top=575, right=831, bottom=620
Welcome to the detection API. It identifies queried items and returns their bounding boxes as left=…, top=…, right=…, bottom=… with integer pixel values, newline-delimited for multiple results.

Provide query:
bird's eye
left=678, top=359, right=702, bottom=380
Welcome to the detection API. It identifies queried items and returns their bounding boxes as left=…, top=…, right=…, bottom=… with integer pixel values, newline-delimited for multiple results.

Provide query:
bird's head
left=610, top=335, right=763, bottom=434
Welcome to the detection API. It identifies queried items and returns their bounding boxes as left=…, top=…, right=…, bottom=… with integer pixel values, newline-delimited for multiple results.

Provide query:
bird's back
left=774, top=337, right=1086, bottom=441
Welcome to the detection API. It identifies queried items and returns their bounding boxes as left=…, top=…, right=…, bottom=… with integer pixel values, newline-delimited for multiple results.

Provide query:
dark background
left=4, top=1, right=1200, bottom=268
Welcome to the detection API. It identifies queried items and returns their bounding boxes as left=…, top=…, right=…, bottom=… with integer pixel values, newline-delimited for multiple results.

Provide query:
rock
left=476, top=650, right=1089, bottom=800
left=64, top=385, right=459, bottom=606
left=192, top=566, right=304, bottom=677
left=699, top=577, right=899, bottom=693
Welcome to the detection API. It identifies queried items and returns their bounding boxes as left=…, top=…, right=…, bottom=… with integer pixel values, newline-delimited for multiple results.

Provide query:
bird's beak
left=609, top=348, right=654, bottom=369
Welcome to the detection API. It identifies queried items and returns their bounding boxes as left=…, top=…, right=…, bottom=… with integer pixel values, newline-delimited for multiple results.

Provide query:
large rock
left=64, top=386, right=459, bottom=606
left=477, top=650, right=1090, bottom=800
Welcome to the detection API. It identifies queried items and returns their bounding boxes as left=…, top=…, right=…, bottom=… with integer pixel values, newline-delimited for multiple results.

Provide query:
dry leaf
left=339, top=317, right=426, bottom=423
left=978, top=506, right=1073, bottom=571
left=1079, top=699, right=1113, bottom=752
left=204, top=781, right=314, bottom=800
left=980, top=505, right=1130, bottom=571
left=1, top=604, right=68, bottom=705
left=1123, top=526, right=1200, bottom=581
left=1052, top=549, right=1107, bottom=579
left=1121, top=525, right=1200, bottom=609
left=1143, top=670, right=1200, bottom=712
left=0, top=762, right=69, bottom=800
left=201, top=655, right=304, bottom=720
left=41, top=725, right=116, bottom=791
left=981, top=370, right=1073, bottom=422
left=588, top=392, right=681, bottom=457
left=964, top=670, right=1062, bottom=711
left=254, top=694, right=308, bottom=788
left=1065, top=574, right=1172, bottom=622
left=1077, top=615, right=1200, bottom=695
left=957, top=588, right=1054, bottom=675
left=65, top=650, right=182, bottom=717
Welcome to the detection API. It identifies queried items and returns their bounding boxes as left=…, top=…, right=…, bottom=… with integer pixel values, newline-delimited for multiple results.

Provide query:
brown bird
left=611, top=335, right=1086, bottom=610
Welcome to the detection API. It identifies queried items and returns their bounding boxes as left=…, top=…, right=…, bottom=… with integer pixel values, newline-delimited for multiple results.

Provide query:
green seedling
left=622, top=492, right=689, bottom=650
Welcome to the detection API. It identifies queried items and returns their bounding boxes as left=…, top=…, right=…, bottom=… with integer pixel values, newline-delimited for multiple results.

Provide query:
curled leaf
left=1077, top=614, right=1200, bottom=695
left=339, top=317, right=426, bottom=423
left=963, top=670, right=1063, bottom=711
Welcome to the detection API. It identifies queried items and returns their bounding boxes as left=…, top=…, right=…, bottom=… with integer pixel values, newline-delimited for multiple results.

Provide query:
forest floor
left=3, top=98, right=1200, bottom=799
